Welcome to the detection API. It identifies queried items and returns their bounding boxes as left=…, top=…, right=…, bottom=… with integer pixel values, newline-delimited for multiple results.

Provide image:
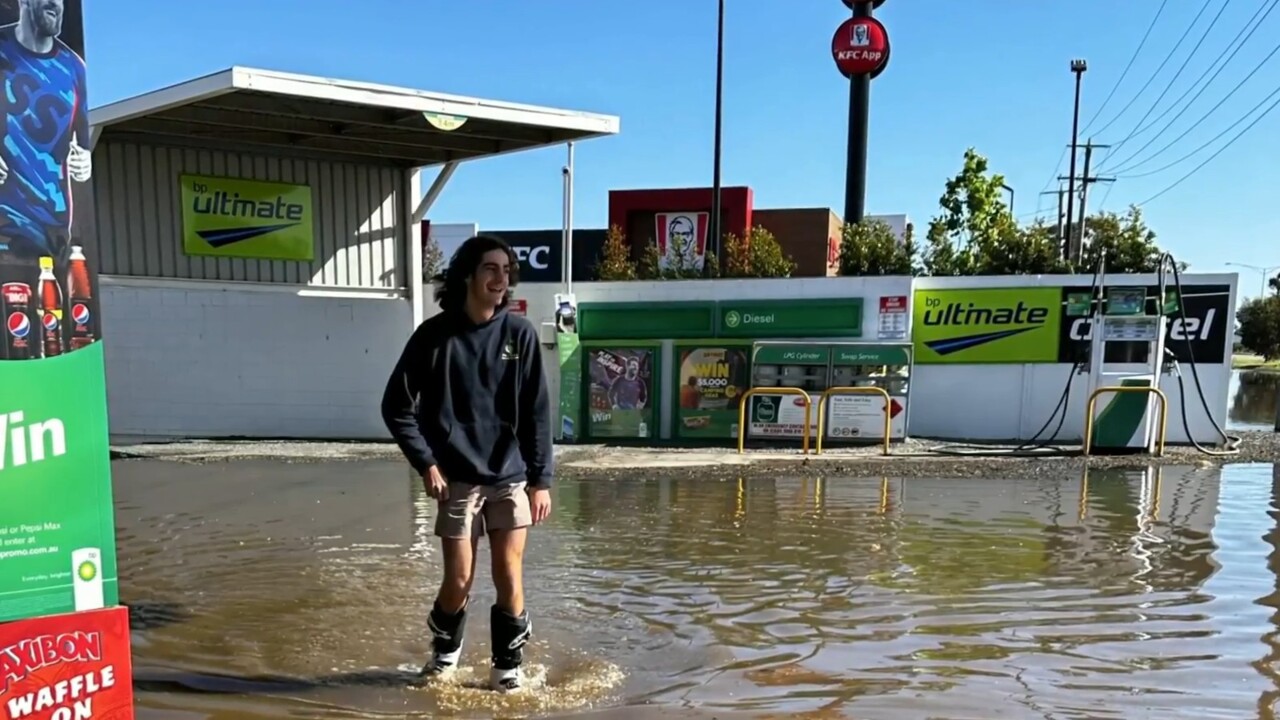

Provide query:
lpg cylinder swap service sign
left=0, top=0, right=119, bottom=623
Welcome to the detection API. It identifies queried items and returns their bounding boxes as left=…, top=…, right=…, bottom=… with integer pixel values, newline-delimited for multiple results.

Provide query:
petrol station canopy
left=89, top=66, right=621, bottom=166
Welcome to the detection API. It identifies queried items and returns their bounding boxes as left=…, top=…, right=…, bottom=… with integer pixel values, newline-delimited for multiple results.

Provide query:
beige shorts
left=434, top=481, right=532, bottom=539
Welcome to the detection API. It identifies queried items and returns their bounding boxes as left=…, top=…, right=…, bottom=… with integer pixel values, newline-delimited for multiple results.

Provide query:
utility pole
left=1059, top=140, right=1113, bottom=264
left=1040, top=185, right=1066, bottom=246
left=1064, top=59, right=1088, bottom=260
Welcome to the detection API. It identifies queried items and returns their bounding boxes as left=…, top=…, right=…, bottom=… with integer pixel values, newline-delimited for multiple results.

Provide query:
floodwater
left=1232, top=368, right=1280, bottom=431
left=113, top=458, right=1280, bottom=719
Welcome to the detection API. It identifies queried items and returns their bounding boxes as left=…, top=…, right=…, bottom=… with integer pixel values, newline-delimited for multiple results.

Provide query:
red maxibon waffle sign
left=0, top=607, right=134, bottom=720
left=831, top=16, right=890, bottom=78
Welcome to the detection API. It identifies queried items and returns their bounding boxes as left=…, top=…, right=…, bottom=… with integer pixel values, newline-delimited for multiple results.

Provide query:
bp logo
left=724, top=310, right=741, bottom=329
left=77, top=559, right=98, bottom=582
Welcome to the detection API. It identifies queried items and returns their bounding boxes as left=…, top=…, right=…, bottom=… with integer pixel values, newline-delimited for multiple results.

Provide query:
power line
left=1102, top=0, right=1234, bottom=158
left=1103, top=0, right=1280, bottom=174
left=1112, top=40, right=1280, bottom=177
left=1136, top=88, right=1280, bottom=205
left=1081, top=0, right=1170, bottom=134
left=1090, top=0, right=1215, bottom=138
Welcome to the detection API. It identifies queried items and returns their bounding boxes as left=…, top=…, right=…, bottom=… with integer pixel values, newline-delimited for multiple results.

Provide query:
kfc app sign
left=654, top=212, right=709, bottom=273
left=832, top=16, right=891, bottom=79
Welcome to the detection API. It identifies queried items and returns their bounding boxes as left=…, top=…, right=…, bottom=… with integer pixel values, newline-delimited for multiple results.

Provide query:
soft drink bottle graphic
left=71, top=547, right=105, bottom=611
left=1, top=281, right=34, bottom=360
left=37, top=256, right=62, bottom=358
left=66, top=244, right=95, bottom=350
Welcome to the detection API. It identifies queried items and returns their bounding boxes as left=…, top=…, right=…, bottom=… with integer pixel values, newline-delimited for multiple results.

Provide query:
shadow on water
left=1231, top=369, right=1280, bottom=429
left=110, top=457, right=1280, bottom=719
left=124, top=600, right=193, bottom=631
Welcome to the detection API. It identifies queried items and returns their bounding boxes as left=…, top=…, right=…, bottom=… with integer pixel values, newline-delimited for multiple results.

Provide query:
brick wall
left=752, top=208, right=840, bottom=277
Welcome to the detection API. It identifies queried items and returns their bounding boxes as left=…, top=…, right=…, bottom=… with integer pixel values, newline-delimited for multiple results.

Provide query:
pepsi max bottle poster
left=0, top=0, right=120, bottom=624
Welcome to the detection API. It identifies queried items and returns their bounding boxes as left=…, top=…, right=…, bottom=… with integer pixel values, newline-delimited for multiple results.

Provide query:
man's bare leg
left=424, top=536, right=478, bottom=678
left=488, top=526, right=531, bottom=691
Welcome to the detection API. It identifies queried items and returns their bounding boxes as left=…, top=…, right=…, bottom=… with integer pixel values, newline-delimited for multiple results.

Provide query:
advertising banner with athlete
left=0, top=0, right=120, bottom=625
left=585, top=345, right=658, bottom=439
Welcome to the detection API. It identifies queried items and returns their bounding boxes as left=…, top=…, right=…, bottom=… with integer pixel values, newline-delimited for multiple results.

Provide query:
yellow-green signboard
left=180, top=174, right=315, bottom=261
left=913, top=287, right=1061, bottom=364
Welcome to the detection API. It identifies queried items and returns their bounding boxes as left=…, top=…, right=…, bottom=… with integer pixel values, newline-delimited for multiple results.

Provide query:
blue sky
left=86, top=0, right=1280, bottom=283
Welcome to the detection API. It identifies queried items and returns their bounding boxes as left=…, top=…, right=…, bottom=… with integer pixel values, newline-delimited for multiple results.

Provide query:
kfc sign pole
left=834, top=0, right=892, bottom=225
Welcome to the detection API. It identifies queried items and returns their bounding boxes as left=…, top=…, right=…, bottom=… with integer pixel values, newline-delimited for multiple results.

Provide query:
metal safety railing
left=737, top=387, right=813, bottom=455
left=816, top=386, right=892, bottom=456
left=1083, top=385, right=1169, bottom=457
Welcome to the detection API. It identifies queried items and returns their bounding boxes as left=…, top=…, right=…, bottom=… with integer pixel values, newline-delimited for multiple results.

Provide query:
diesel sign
left=1055, top=284, right=1230, bottom=364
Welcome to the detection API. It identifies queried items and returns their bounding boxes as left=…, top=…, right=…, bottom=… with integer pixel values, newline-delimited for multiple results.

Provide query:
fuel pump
left=1084, top=279, right=1171, bottom=454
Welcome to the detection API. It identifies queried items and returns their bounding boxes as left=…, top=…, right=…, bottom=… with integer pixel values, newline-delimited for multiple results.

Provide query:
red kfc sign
left=832, top=17, right=891, bottom=79
left=0, top=607, right=134, bottom=720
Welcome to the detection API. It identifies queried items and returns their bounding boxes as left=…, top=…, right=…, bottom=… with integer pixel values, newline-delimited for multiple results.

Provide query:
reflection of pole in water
left=1252, top=464, right=1280, bottom=716
left=733, top=476, right=745, bottom=528
left=1079, top=468, right=1089, bottom=522
left=879, top=477, right=889, bottom=516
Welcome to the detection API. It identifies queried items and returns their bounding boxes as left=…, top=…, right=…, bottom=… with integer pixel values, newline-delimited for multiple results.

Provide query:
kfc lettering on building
left=832, top=16, right=890, bottom=78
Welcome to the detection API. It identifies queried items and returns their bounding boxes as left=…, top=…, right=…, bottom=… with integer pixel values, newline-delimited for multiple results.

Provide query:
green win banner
left=674, top=343, right=751, bottom=439
left=0, top=0, right=120, bottom=623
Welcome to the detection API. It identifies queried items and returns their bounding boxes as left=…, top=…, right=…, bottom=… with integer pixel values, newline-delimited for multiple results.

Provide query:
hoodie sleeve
left=517, top=325, right=555, bottom=489
left=381, top=325, right=437, bottom=475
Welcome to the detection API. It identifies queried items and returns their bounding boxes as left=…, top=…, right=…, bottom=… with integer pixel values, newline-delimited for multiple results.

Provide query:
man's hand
left=423, top=465, right=449, bottom=502
left=67, top=132, right=91, bottom=183
left=528, top=487, right=552, bottom=525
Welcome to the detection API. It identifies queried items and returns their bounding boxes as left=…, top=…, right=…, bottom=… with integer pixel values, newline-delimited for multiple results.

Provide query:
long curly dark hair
left=432, top=234, right=520, bottom=311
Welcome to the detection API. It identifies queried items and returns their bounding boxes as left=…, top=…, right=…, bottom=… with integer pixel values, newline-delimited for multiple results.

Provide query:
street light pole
left=1226, top=262, right=1280, bottom=298
left=1064, top=59, right=1087, bottom=259
left=1001, top=183, right=1014, bottom=215
left=708, top=0, right=725, bottom=277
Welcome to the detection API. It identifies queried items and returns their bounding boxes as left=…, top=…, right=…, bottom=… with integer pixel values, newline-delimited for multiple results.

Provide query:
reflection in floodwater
left=1231, top=369, right=1279, bottom=429
left=111, top=459, right=1280, bottom=719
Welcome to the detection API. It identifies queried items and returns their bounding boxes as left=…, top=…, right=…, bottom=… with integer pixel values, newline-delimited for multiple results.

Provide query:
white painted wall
left=102, top=277, right=410, bottom=440
left=100, top=268, right=1236, bottom=446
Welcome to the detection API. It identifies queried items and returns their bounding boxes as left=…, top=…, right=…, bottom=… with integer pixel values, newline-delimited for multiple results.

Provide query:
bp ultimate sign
left=912, top=288, right=1060, bottom=364
left=180, top=174, right=316, bottom=261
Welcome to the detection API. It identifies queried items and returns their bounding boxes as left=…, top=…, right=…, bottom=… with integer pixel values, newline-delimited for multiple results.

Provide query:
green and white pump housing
left=1081, top=272, right=1174, bottom=454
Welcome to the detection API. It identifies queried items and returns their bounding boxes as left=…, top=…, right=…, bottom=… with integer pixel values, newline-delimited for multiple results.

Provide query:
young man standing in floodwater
left=381, top=235, right=553, bottom=693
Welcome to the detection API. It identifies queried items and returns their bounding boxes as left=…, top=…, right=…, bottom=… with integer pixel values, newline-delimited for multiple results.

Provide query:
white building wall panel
left=92, top=141, right=404, bottom=288
left=101, top=278, right=411, bottom=440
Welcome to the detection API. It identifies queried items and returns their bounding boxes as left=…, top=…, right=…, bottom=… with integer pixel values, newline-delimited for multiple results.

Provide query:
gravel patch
left=110, top=430, right=1280, bottom=481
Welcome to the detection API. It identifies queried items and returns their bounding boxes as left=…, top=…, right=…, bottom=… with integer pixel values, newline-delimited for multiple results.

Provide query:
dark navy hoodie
left=380, top=302, right=554, bottom=489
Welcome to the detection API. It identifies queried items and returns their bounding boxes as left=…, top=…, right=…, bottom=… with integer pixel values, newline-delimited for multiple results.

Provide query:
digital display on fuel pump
left=1105, top=287, right=1147, bottom=316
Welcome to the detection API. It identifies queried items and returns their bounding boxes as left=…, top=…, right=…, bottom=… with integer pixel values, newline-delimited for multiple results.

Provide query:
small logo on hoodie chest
left=501, top=338, right=519, bottom=361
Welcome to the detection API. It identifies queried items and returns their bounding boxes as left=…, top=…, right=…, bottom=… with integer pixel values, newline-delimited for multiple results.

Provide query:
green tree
left=1238, top=295, right=1280, bottom=360
left=838, top=218, right=917, bottom=276
left=595, top=224, right=637, bottom=281
left=638, top=228, right=711, bottom=279
left=973, top=220, right=1068, bottom=275
left=922, top=148, right=1019, bottom=276
left=719, top=225, right=796, bottom=278
left=422, top=233, right=444, bottom=282
left=1077, top=205, right=1174, bottom=273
